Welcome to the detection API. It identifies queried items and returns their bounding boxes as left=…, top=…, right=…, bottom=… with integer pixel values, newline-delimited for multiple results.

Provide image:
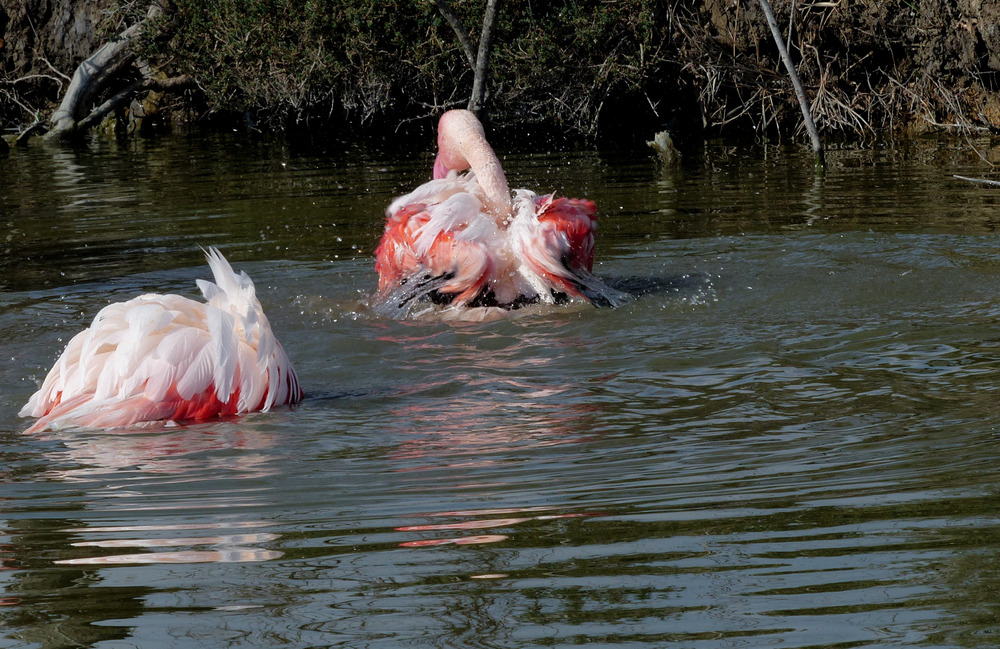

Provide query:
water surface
left=3, top=134, right=1000, bottom=648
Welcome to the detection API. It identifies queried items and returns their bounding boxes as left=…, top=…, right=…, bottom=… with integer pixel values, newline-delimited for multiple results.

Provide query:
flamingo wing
left=375, top=180, right=498, bottom=310
left=511, top=193, right=596, bottom=299
left=510, top=192, right=626, bottom=306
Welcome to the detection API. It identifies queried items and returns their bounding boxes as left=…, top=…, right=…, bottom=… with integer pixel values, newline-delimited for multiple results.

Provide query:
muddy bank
left=3, top=0, right=1000, bottom=143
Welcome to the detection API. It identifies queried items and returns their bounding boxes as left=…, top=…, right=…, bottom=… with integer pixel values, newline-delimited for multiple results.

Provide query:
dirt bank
left=1, top=0, right=116, bottom=126
left=3, top=0, right=1000, bottom=143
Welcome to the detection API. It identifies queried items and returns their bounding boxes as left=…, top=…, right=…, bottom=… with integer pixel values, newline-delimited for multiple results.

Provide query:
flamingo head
left=432, top=110, right=512, bottom=218
left=432, top=110, right=477, bottom=179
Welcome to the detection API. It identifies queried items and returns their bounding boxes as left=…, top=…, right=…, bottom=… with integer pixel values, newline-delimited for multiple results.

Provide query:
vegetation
left=3, top=0, right=1000, bottom=142
left=129, top=0, right=672, bottom=135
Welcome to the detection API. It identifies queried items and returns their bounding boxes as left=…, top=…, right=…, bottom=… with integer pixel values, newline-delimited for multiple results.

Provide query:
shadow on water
left=604, top=271, right=715, bottom=300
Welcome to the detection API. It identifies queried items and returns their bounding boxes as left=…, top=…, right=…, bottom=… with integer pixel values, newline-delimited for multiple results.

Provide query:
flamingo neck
left=435, top=110, right=512, bottom=220
left=465, top=144, right=512, bottom=221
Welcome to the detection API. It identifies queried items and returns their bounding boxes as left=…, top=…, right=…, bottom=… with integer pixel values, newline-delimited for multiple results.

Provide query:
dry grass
left=5, top=0, right=1000, bottom=140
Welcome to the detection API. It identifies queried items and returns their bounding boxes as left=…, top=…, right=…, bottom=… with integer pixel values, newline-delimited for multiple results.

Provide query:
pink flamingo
left=20, top=248, right=303, bottom=433
left=375, top=109, right=623, bottom=315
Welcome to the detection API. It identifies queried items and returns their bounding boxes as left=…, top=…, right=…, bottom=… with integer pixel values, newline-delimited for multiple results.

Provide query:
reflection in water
left=0, top=514, right=154, bottom=648
left=0, top=421, right=288, bottom=645
left=36, top=425, right=281, bottom=481
left=29, top=426, right=285, bottom=566
left=396, top=510, right=596, bottom=548
left=386, top=395, right=596, bottom=465
left=57, top=546, right=283, bottom=565
left=400, top=534, right=509, bottom=548
left=60, top=527, right=282, bottom=566
left=377, top=328, right=602, bottom=469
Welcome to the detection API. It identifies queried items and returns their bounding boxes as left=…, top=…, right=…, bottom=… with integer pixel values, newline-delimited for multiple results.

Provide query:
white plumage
left=20, top=248, right=302, bottom=433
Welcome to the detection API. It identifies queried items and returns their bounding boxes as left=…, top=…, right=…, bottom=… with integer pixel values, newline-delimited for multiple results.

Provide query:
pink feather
left=20, top=248, right=303, bottom=433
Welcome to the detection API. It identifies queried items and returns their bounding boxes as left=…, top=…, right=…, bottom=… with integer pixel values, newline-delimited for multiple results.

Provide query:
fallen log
left=44, top=2, right=170, bottom=140
left=74, top=75, right=193, bottom=134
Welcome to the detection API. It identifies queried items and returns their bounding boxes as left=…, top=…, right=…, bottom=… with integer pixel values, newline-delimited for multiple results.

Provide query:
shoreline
left=3, top=1, right=1000, bottom=146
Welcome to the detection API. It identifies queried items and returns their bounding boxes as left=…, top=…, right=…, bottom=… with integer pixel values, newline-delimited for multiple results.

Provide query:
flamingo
left=19, top=248, right=303, bottom=433
left=374, top=109, right=623, bottom=316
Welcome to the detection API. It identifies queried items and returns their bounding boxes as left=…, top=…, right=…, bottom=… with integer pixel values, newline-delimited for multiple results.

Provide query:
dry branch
left=758, top=0, right=824, bottom=164
left=45, top=2, right=164, bottom=140
left=468, top=0, right=502, bottom=114
left=432, top=0, right=502, bottom=115
left=433, top=0, right=476, bottom=68
left=75, top=75, right=193, bottom=133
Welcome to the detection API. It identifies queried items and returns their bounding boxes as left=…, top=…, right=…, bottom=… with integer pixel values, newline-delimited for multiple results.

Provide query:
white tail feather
left=20, top=247, right=302, bottom=432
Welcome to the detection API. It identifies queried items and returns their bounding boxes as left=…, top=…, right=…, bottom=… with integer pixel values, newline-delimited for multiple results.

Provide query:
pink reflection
left=54, top=523, right=282, bottom=565
left=400, top=534, right=508, bottom=548
left=396, top=517, right=532, bottom=532
left=62, top=521, right=270, bottom=534
left=55, top=548, right=282, bottom=565
left=387, top=396, right=600, bottom=469
left=39, top=425, right=279, bottom=481
left=396, top=508, right=599, bottom=548
left=434, top=506, right=554, bottom=516
left=71, top=532, right=279, bottom=548
left=377, top=329, right=604, bottom=468
left=24, top=426, right=286, bottom=568
left=33, top=427, right=284, bottom=567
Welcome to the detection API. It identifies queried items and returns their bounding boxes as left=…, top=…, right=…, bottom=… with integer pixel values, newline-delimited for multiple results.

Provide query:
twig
left=5, top=73, right=66, bottom=94
left=37, top=55, right=72, bottom=82
left=0, top=88, right=39, bottom=118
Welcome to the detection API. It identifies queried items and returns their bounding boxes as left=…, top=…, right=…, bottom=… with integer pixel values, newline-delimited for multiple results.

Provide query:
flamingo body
left=374, top=110, right=622, bottom=314
left=20, top=248, right=303, bottom=433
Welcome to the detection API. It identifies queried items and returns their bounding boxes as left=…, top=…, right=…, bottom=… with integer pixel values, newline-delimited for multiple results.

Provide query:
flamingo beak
left=433, top=154, right=450, bottom=180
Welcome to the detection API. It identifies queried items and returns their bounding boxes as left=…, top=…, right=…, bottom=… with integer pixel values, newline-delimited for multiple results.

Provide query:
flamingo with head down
left=374, top=109, right=624, bottom=316
left=20, top=248, right=303, bottom=433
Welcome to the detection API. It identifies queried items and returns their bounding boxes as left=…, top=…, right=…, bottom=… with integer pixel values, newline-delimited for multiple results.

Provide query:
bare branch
left=954, top=175, right=1000, bottom=187
left=38, top=55, right=72, bottom=82
left=468, top=0, right=502, bottom=115
left=5, top=74, right=66, bottom=92
left=433, top=0, right=476, bottom=69
left=758, top=0, right=824, bottom=165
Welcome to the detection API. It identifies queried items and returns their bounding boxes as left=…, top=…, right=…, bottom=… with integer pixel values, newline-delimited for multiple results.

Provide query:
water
left=3, top=134, right=1000, bottom=648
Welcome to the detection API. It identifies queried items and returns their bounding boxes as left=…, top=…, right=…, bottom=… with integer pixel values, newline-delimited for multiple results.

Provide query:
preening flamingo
left=374, top=109, right=623, bottom=316
left=20, top=248, right=303, bottom=433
